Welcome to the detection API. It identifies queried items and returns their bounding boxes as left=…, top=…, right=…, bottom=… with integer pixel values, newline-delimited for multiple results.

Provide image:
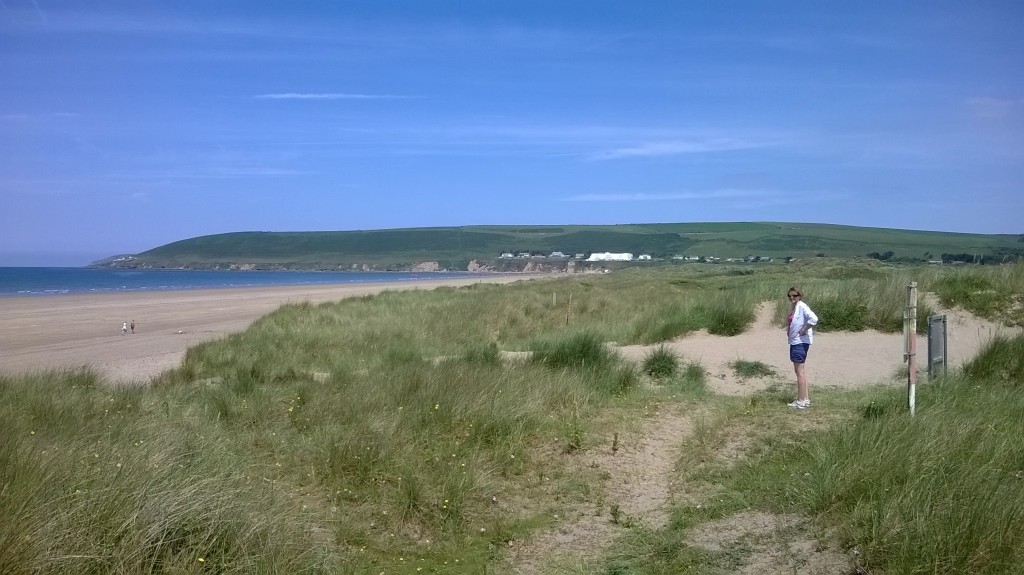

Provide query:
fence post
left=904, top=282, right=918, bottom=415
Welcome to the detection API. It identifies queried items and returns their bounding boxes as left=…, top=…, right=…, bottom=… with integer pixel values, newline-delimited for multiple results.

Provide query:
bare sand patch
left=687, top=511, right=852, bottom=574
left=616, top=299, right=1020, bottom=396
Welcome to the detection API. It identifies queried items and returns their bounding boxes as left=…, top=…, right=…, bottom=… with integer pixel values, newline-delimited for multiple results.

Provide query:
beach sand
left=0, top=275, right=529, bottom=384
left=2, top=278, right=1018, bottom=393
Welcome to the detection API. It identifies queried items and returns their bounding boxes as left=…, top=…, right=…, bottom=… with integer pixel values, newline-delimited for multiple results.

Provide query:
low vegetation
left=642, top=345, right=679, bottom=378
left=2, top=261, right=1022, bottom=573
left=729, top=359, right=777, bottom=379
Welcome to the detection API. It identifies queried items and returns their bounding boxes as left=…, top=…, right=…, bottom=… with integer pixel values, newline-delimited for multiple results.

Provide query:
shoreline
left=0, top=275, right=534, bottom=384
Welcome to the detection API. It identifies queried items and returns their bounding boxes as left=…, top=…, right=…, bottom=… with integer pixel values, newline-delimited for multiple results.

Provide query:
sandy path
left=503, top=404, right=693, bottom=574
left=0, top=276, right=529, bottom=384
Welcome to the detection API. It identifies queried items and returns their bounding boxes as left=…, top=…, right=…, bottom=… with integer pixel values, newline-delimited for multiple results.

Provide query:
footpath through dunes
left=498, top=405, right=854, bottom=574
left=499, top=404, right=692, bottom=573
left=614, top=297, right=1021, bottom=395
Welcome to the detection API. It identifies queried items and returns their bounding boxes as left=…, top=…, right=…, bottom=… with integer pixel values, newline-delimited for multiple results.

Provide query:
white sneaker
left=787, top=399, right=810, bottom=409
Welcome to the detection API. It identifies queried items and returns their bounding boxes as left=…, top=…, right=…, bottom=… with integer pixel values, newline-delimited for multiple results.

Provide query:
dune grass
left=2, top=260, right=1022, bottom=573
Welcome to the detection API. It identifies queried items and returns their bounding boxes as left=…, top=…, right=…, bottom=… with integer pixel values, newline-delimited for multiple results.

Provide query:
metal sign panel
left=927, top=314, right=947, bottom=380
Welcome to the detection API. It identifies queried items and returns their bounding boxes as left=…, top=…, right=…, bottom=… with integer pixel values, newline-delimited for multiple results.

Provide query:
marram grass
left=2, top=261, right=1022, bottom=573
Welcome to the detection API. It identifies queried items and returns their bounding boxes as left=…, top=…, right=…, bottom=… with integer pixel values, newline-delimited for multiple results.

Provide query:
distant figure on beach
left=122, top=321, right=128, bottom=335
left=786, top=287, right=818, bottom=409
left=130, top=320, right=135, bottom=334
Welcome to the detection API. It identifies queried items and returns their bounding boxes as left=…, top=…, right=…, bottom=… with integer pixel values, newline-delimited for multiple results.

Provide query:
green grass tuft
left=529, top=331, right=617, bottom=371
left=729, top=359, right=777, bottom=379
left=642, top=345, right=679, bottom=378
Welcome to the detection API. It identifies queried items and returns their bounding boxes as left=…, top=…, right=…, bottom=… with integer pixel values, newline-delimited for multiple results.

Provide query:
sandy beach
left=2, top=278, right=1018, bottom=392
left=0, top=275, right=529, bottom=384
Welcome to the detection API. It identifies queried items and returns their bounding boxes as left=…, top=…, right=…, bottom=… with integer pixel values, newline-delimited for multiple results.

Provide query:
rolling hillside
left=96, top=222, right=1024, bottom=271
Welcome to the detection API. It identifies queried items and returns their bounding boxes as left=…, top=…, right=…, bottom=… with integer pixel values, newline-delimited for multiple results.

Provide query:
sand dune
left=2, top=280, right=1017, bottom=393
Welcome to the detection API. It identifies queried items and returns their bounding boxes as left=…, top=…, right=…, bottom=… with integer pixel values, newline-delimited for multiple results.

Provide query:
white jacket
left=788, top=301, right=818, bottom=345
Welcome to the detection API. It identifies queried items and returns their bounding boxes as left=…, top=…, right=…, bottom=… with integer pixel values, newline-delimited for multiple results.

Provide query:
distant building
left=499, top=252, right=514, bottom=259
left=549, top=251, right=568, bottom=258
left=586, top=252, right=634, bottom=262
left=637, top=254, right=652, bottom=261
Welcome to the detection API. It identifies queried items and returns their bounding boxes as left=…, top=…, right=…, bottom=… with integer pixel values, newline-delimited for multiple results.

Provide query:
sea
left=0, top=267, right=486, bottom=297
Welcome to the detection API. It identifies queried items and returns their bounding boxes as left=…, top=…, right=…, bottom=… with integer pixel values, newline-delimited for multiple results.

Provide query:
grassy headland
left=96, top=222, right=1024, bottom=270
left=2, top=262, right=1023, bottom=573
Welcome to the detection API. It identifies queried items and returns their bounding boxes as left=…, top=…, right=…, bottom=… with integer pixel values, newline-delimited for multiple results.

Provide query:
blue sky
left=2, top=1, right=1022, bottom=266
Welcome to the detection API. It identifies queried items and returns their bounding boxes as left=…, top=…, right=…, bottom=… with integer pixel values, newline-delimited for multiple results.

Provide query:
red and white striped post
left=904, top=282, right=918, bottom=415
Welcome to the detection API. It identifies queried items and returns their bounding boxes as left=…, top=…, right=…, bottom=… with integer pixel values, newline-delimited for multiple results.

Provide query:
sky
left=2, top=1, right=1023, bottom=266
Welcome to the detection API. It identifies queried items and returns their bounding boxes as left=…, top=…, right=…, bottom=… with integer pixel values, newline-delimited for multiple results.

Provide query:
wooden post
left=566, top=293, right=572, bottom=326
left=905, top=282, right=918, bottom=415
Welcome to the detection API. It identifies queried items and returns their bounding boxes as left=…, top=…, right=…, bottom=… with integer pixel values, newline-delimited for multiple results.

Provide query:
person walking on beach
left=130, top=320, right=135, bottom=334
left=122, top=321, right=128, bottom=335
left=786, top=287, right=818, bottom=409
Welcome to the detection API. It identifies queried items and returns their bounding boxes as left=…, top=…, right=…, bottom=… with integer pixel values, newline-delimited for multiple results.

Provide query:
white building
left=586, top=252, right=634, bottom=262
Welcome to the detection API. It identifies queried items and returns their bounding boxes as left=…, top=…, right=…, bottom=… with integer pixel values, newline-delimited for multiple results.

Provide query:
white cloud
left=563, top=189, right=780, bottom=202
left=592, top=138, right=771, bottom=160
left=253, top=93, right=409, bottom=100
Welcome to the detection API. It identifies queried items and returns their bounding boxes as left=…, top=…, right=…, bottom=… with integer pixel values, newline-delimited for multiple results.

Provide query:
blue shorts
left=790, top=343, right=810, bottom=364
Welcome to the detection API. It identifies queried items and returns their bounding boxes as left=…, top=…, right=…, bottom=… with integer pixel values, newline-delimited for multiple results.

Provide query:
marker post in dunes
left=904, top=282, right=918, bottom=416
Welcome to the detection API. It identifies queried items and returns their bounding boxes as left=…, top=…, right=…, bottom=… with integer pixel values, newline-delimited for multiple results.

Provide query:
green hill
left=97, top=222, right=1024, bottom=270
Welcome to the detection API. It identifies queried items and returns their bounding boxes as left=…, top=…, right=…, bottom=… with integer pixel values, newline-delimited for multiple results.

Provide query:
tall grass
left=794, top=374, right=1024, bottom=573
left=0, top=371, right=335, bottom=574
left=2, top=321, right=638, bottom=571
left=927, top=262, right=1024, bottom=326
left=3, top=261, right=1020, bottom=573
left=772, top=273, right=935, bottom=333
left=961, top=333, right=1024, bottom=386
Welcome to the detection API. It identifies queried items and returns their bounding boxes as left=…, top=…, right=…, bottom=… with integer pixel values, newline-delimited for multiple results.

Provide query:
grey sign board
left=927, top=314, right=947, bottom=380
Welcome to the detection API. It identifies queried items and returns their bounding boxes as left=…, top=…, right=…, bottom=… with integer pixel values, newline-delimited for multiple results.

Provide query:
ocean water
left=0, top=267, right=485, bottom=297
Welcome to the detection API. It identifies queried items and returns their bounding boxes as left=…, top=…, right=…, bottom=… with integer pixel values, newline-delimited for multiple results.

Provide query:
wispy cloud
left=253, top=92, right=412, bottom=100
left=4, top=167, right=313, bottom=186
left=1, top=112, right=79, bottom=121
left=592, top=138, right=773, bottom=160
left=965, top=96, right=1022, bottom=120
left=563, top=189, right=780, bottom=202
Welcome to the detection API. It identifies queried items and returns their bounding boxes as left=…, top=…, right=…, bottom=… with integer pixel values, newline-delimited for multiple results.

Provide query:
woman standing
left=786, top=288, right=818, bottom=409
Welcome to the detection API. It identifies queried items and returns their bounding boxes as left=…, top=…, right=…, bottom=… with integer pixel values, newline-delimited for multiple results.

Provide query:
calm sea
left=0, top=267, right=485, bottom=297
